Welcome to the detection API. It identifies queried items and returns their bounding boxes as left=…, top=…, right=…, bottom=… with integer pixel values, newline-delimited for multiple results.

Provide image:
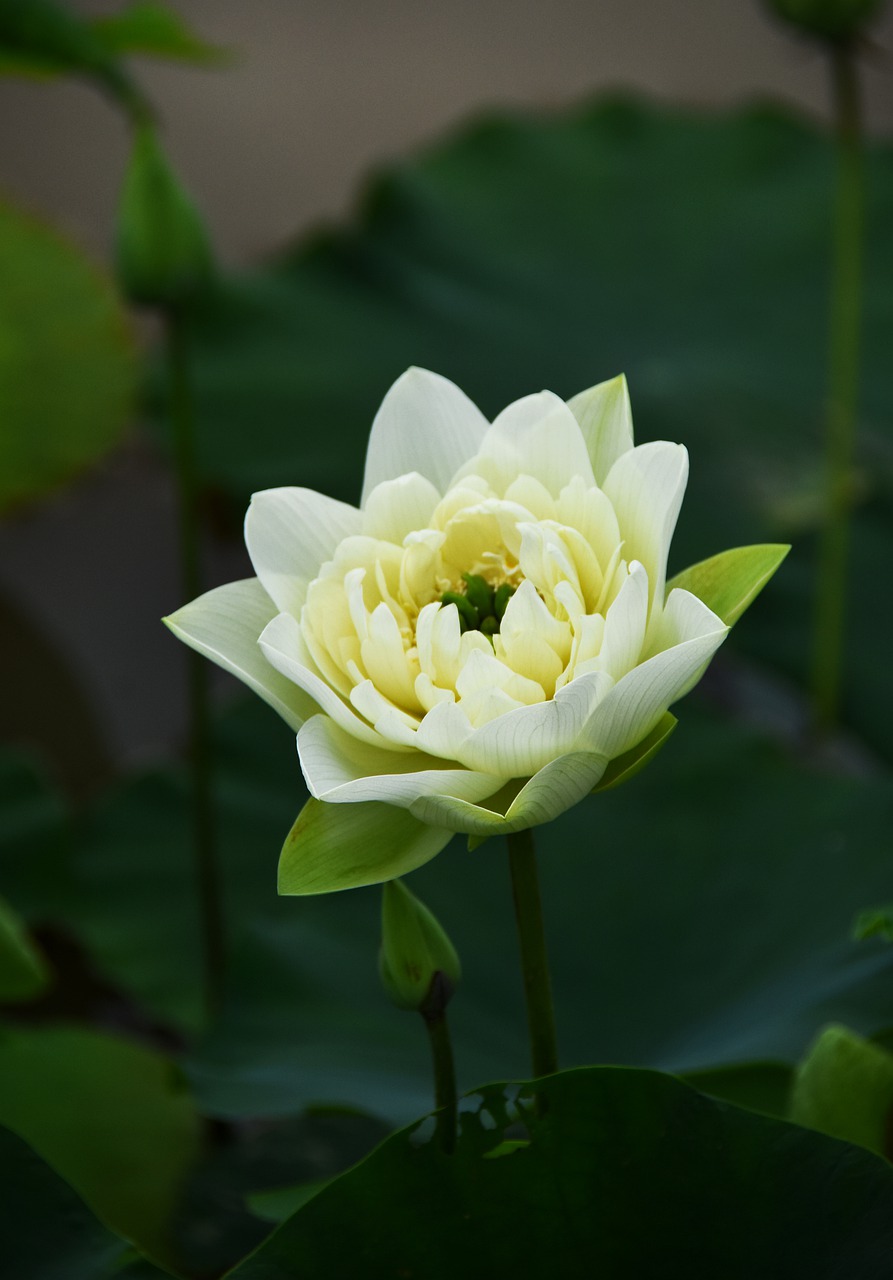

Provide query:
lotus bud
left=379, top=880, right=461, bottom=1017
left=116, top=124, right=213, bottom=308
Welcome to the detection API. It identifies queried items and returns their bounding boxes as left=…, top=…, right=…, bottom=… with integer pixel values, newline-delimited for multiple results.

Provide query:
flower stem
left=422, top=977, right=458, bottom=1154
left=507, top=828, right=558, bottom=1078
left=166, top=309, right=225, bottom=1019
left=812, top=39, right=864, bottom=732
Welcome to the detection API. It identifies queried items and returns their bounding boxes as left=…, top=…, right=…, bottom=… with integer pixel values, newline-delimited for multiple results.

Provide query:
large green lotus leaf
left=32, top=696, right=892, bottom=1124
left=0, top=1122, right=165, bottom=1279
left=227, top=1067, right=893, bottom=1279
left=0, top=201, right=135, bottom=512
left=162, top=100, right=893, bottom=754
left=0, top=1027, right=200, bottom=1266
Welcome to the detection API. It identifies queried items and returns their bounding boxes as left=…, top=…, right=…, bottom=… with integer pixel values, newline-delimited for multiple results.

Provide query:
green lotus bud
left=763, top=0, right=886, bottom=41
left=116, top=124, right=213, bottom=308
left=379, top=880, right=461, bottom=1016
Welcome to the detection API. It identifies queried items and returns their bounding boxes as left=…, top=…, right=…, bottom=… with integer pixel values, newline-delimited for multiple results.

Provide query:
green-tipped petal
left=566, top=372, right=635, bottom=485
left=163, top=578, right=314, bottom=732
left=667, top=544, right=790, bottom=627
left=278, top=798, right=453, bottom=895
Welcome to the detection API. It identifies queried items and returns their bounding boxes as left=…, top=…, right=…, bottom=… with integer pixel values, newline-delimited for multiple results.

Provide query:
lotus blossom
left=166, top=369, right=786, bottom=893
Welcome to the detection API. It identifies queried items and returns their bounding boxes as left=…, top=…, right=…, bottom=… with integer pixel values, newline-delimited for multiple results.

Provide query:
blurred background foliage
left=1, top=1, right=893, bottom=1276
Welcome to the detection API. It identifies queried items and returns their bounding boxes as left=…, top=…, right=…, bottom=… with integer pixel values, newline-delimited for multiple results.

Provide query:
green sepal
left=0, top=895, right=50, bottom=1002
left=278, top=798, right=452, bottom=896
left=666, top=544, right=790, bottom=627
left=789, top=1024, right=893, bottom=1157
left=379, top=879, right=461, bottom=1013
left=593, top=713, right=677, bottom=794
left=115, top=124, right=214, bottom=308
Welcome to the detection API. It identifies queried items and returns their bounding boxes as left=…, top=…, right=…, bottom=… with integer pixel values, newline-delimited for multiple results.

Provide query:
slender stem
left=166, top=310, right=225, bottom=1019
left=812, top=39, right=864, bottom=732
left=423, top=1002, right=458, bottom=1155
left=507, top=828, right=558, bottom=1078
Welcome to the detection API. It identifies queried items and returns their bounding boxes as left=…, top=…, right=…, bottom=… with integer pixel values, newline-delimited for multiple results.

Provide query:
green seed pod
left=379, top=879, right=461, bottom=1016
left=116, top=124, right=214, bottom=308
left=763, top=0, right=886, bottom=41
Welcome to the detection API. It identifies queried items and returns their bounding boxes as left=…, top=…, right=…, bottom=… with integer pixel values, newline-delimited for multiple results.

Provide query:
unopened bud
left=379, top=879, right=460, bottom=1016
left=116, top=124, right=213, bottom=308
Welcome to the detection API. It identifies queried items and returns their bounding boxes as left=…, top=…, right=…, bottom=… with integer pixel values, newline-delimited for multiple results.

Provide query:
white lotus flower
left=165, top=369, right=787, bottom=893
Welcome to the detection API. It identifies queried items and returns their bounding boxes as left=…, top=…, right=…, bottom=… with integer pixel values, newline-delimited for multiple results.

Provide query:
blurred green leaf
left=0, top=202, right=136, bottom=512
left=0, top=1123, right=138, bottom=1280
left=854, top=906, right=893, bottom=942
left=15, top=697, right=888, bottom=1124
left=227, top=1067, right=893, bottom=1278
left=162, top=101, right=893, bottom=755
left=90, top=3, right=227, bottom=65
left=790, top=1024, right=893, bottom=1157
left=0, top=893, right=50, bottom=1001
left=0, top=0, right=140, bottom=108
left=0, top=1027, right=200, bottom=1265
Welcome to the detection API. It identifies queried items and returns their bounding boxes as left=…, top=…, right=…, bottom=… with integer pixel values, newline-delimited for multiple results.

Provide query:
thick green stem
left=166, top=311, right=225, bottom=1019
left=423, top=990, right=458, bottom=1154
left=812, top=40, right=864, bottom=731
left=507, top=828, right=558, bottom=1078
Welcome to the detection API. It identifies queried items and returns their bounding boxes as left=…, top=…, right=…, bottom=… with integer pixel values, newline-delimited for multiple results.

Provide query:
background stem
left=166, top=310, right=225, bottom=1019
left=811, top=39, right=864, bottom=731
left=507, top=828, right=558, bottom=1078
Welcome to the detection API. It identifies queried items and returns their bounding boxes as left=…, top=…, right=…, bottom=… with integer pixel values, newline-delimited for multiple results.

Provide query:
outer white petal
left=602, top=440, right=688, bottom=610
left=460, top=392, right=596, bottom=496
left=298, top=716, right=508, bottom=807
left=362, top=473, right=441, bottom=543
left=645, top=586, right=728, bottom=700
left=245, top=487, right=362, bottom=617
left=450, top=670, right=613, bottom=775
left=258, top=611, right=389, bottom=749
left=409, top=751, right=607, bottom=834
left=361, top=368, right=489, bottom=504
left=580, top=623, right=728, bottom=761
left=567, top=373, right=635, bottom=485
left=163, top=579, right=314, bottom=731
left=504, top=751, right=609, bottom=828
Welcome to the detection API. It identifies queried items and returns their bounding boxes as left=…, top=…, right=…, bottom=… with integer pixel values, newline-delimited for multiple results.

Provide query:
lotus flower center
left=440, top=572, right=516, bottom=638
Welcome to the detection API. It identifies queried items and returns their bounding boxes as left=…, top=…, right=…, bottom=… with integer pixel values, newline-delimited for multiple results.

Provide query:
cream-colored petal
left=451, top=669, right=613, bottom=775
left=602, top=441, right=688, bottom=610
left=361, top=368, right=489, bottom=504
left=164, top=580, right=314, bottom=732
left=567, top=373, right=635, bottom=485
left=258, top=612, right=389, bottom=748
left=362, top=472, right=442, bottom=543
left=459, top=391, right=596, bottom=496
left=597, top=560, right=650, bottom=681
left=298, top=715, right=507, bottom=808
left=245, top=487, right=361, bottom=617
left=580, top=624, right=727, bottom=761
